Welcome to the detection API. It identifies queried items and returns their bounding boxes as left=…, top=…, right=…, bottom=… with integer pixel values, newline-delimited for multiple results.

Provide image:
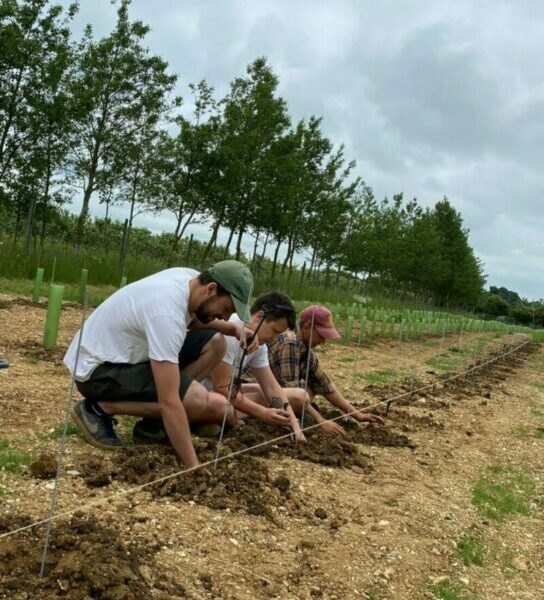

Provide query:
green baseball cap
left=207, top=260, right=253, bottom=321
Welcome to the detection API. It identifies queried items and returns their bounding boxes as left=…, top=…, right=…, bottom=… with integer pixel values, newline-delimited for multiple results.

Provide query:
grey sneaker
left=71, top=400, right=123, bottom=449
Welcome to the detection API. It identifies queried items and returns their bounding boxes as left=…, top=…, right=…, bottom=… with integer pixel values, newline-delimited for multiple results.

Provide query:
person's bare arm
left=189, top=318, right=258, bottom=353
left=211, top=361, right=290, bottom=426
left=323, top=389, right=385, bottom=424
left=150, top=360, right=199, bottom=467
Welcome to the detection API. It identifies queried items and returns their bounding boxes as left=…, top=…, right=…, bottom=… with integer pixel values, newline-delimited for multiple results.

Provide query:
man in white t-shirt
left=134, top=291, right=307, bottom=443
left=64, top=260, right=253, bottom=468
left=209, top=291, right=307, bottom=441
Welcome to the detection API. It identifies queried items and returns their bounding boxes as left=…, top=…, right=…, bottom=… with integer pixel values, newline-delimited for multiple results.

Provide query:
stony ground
left=0, top=295, right=543, bottom=599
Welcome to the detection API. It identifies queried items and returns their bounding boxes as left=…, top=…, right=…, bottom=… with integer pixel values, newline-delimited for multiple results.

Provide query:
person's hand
left=236, top=323, right=259, bottom=354
left=352, top=411, right=385, bottom=425
left=319, top=420, right=346, bottom=436
left=290, top=428, right=306, bottom=444
left=262, top=408, right=291, bottom=427
left=229, top=390, right=244, bottom=408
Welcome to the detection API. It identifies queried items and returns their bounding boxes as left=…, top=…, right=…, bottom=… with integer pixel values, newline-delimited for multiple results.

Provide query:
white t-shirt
left=64, top=268, right=198, bottom=381
left=223, top=314, right=269, bottom=373
left=202, top=315, right=269, bottom=391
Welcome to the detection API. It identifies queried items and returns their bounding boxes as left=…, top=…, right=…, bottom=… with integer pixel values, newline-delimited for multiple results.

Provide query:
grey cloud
left=62, top=0, right=544, bottom=299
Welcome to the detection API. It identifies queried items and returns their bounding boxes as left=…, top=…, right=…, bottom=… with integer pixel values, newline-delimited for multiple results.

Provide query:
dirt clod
left=314, top=507, right=328, bottom=520
left=29, top=453, right=57, bottom=479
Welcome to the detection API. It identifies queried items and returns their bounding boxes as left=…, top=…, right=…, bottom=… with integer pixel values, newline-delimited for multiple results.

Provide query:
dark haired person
left=208, top=291, right=306, bottom=442
left=268, top=305, right=384, bottom=435
left=64, top=260, right=253, bottom=467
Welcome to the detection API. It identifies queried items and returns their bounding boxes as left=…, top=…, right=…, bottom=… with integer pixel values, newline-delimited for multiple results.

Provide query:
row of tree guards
left=296, top=303, right=544, bottom=343
left=34, top=267, right=544, bottom=350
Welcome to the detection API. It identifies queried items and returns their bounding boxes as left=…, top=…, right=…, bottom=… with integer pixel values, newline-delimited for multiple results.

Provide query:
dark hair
left=198, top=272, right=229, bottom=296
left=250, top=291, right=296, bottom=330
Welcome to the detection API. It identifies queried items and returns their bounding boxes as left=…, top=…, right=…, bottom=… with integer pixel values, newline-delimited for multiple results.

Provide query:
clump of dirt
left=29, top=453, right=57, bottom=479
left=77, top=456, right=112, bottom=487
left=111, top=449, right=298, bottom=522
left=0, top=513, right=157, bottom=599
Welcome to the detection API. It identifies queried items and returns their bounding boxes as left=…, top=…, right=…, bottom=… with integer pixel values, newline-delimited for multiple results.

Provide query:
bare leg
left=99, top=381, right=235, bottom=426
left=181, top=333, right=226, bottom=382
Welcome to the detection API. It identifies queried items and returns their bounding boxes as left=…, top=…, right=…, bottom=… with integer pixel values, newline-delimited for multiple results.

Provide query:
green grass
left=529, top=381, right=544, bottom=392
left=44, top=423, right=80, bottom=440
left=513, top=425, right=544, bottom=440
left=356, top=368, right=397, bottom=384
left=426, top=353, right=461, bottom=372
left=432, top=581, right=472, bottom=600
left=0, top=439, right=33, bottom=473
left=456, top=534, right=485, bottom=566
left=337, top=356, right=355, bottom=363
left=530, top=403, right=544, bottom=417
left=472, top=466, right=537, bottom=521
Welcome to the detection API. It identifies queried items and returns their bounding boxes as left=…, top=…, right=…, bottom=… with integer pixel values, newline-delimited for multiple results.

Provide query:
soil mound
left=223, top=426, right=374, bottom=471
left=0, top=513, right=155, bottom=599
left=111, top=449, right=298, bottom=522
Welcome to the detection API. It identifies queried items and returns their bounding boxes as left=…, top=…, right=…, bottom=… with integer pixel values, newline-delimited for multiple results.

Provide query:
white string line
left=0, top=339, right=532, bottom=542
left=214, top=280, right=255, bottom=468
left=39, top=292, right=88, bottom=576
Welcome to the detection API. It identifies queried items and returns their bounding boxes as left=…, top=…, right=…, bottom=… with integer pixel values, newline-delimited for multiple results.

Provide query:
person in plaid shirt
left=268, top=305, right=384, bottom=435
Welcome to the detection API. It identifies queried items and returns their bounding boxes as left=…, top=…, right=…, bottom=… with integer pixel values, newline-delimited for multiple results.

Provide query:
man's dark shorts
left=76, top=329, right=217, bottom=403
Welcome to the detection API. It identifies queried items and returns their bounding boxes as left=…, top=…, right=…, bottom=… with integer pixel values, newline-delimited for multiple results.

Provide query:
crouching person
left=268, top=305, right=384, bottom=435
left=64, top=261, right=253, bottom=467
left=209, top=291, right=306, bottom=443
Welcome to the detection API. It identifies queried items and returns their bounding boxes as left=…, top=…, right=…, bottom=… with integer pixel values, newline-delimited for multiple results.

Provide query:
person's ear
left=206, top=282, right=218, bottom=297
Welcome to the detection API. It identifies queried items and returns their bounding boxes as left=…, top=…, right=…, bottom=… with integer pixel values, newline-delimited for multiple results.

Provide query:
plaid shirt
left=267, top=330, right=335, bottom=396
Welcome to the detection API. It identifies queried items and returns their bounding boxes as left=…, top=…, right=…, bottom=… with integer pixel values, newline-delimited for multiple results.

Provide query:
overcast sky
left=66, top=0, right=544, bottom=300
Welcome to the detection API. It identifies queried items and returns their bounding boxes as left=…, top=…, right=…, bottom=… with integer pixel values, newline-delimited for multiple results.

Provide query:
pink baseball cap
left=300, top=305, right=340, bottom=339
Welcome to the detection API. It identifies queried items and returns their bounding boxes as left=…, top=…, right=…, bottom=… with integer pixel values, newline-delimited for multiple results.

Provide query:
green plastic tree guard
left=43, top=284, right=64, bottom=349
left=32, top=267, right=44, bottom=302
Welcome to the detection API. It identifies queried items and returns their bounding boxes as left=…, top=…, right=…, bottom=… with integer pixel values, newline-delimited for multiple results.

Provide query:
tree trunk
left=308, top=247, right=317, bottom=280
left=185, top=233, right=194, bottom=264
left=223, top=226, right=235, bottom=259
left=201, top=211, right=223, bottom=267
left=23, top=197, right=38, bottom=255
left=119, top=218, right=129, bottom=273
left=299, top=261, right=307, bottom=287
left=235, top=224, right=245, bottom=261
left=13, top=201, right=22, bottom=248
left=103, top=199, right=111, bottom=254
left=281, top=237, right=293, bottom=273
left=271, top=239, right=282, bottom=279
left=259, top=230, right=270, bottom=262
left=250, top=228, right=260, bottom=269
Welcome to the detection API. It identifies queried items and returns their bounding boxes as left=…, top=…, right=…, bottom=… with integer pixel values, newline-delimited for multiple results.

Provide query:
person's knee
left=287, top=388, right=310, bottom=412
left=184, top=380, right=208, bottom=405
left=205, top=332, right=226, bottom=361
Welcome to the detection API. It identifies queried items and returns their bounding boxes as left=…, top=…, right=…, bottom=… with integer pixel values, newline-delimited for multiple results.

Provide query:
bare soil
left=1, top=295, right=543, bottom=599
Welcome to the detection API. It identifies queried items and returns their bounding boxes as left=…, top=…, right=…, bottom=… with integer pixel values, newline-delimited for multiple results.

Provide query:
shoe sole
left=71, top=406, right=123, bottom=450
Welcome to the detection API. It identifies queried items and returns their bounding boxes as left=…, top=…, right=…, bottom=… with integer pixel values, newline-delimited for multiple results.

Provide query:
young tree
left=0, top=0, right=77, bottom=247
left=67, top=0, right=173, bottom=249
left=219, top=57, right=290, bottom=261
